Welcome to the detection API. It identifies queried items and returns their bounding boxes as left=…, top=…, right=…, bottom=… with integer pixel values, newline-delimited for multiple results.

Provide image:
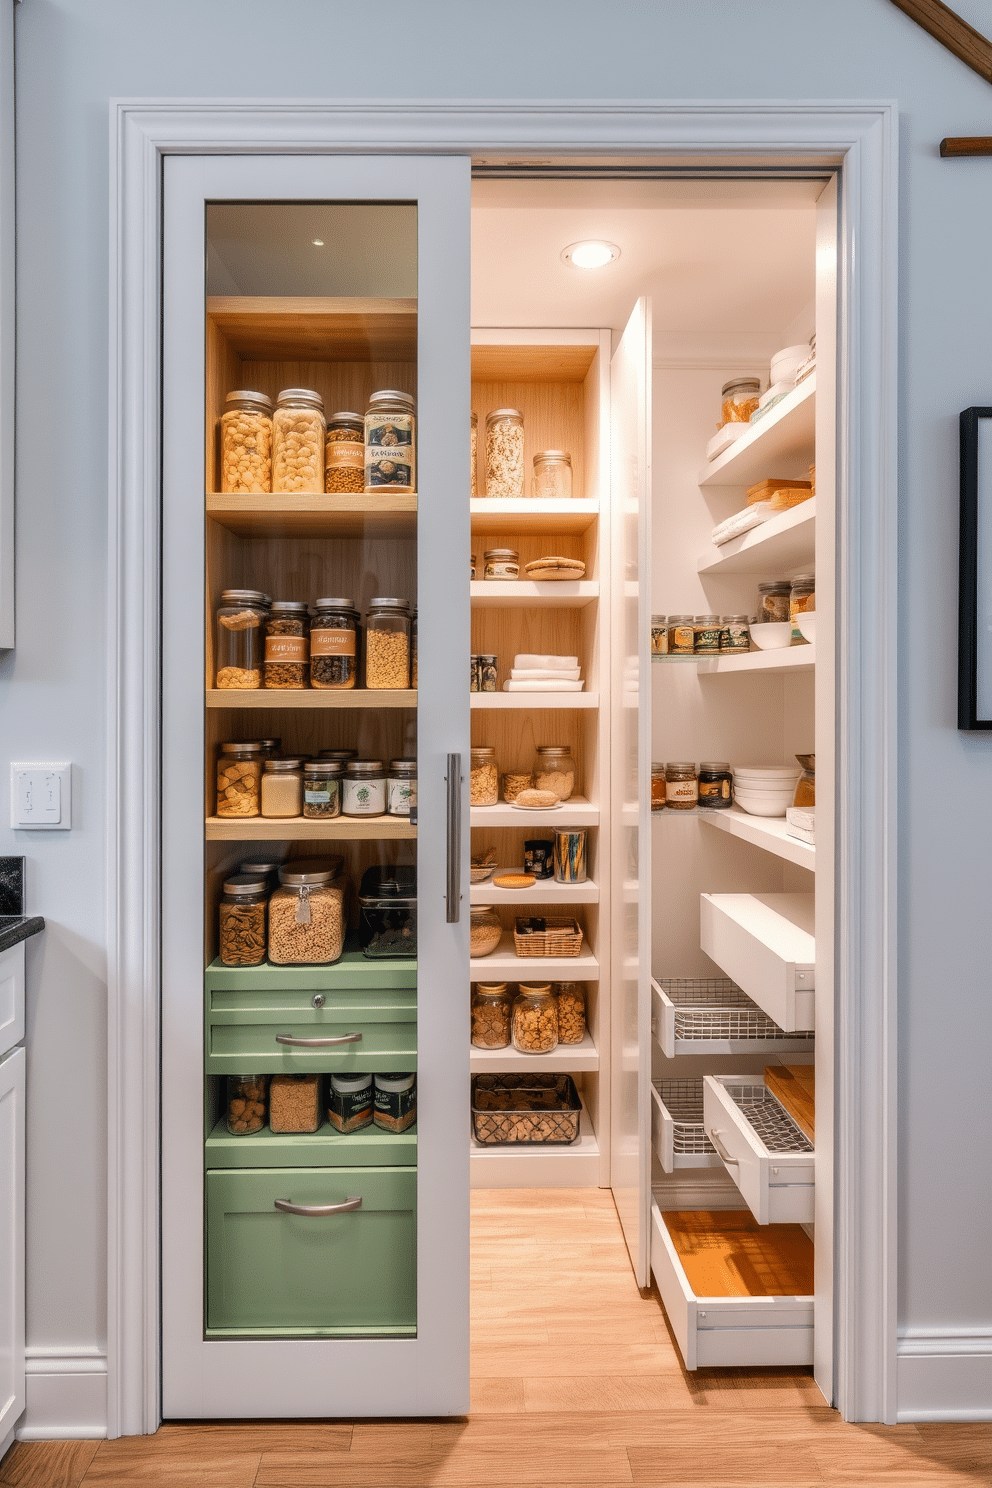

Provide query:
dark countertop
left=0, top=916, right=45, bottom=953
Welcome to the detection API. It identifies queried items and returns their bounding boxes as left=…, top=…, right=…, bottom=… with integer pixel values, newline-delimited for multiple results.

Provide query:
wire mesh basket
left=727, top=1082, right=813, bottom=1154
left=656, top=977, right=815, bottom=1044
left=471, top=1073, right=581, bottom=1145
left=653, top=1078, right=717, bottom=1159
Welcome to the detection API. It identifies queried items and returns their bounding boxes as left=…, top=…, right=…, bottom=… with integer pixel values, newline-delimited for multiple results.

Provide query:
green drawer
left=206, top=1167, right=416, bottom=1336
left=205, top=985, right=417, bottom=1074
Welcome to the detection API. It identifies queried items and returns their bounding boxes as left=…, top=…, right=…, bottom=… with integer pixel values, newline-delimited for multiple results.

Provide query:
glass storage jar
left=220, top=390, right=272, bottom=494
left=268, top=859, right=345, bottom=966
left=342, top=759, right=386, bottom=818
left=790, top=574, right=816, bottom=643
left=264, top=600, right=310, bottom=689
left=318, top=748, right=357, bottom=765
left=239, top=857, right=282, bottom=890
left=533, top=745, right=575, bottom=800
left=470, top=411, right=478, bottom=498
left=269, top=1074, right=322, bottom=1133
left=722, top=615, right=752, bottom=652
left=303, top=759, right=342, bottom=819
left=553, top=982, right=586, bottom=1044
left=272, top=387, right=325, bottom=493
left=215, top=589, right=269, bottom=690
left=310, top=597, right=359, bottom=689
left=261, top=757, right=304, bottom=819
left=226, top=1073, right=268, bottom=1135
left=483, top=548, right=519, bottom=580
left=365, top=389, right=416, bottom=491
left=327, top=1073, right=373, bottom=1133
left=364, top=597, right=411, bottom=689
left=553, top=826, right=587, bottom=883
left=477, top=654, right=497, bottom=692
left=694, top=615, right=722, bottom=655
left=668, top=615, right=695, bottom=656
left=251, top=738, right=281, bottom=759
left=324, top=412, right=365, bottom=495
left=218, top=875, right=268, bottom=967
left=470, top=905, right=503, bottom=958
left=374, top=1073, right=417, bottom=1132
left=387, top=758, right=417, bottom=817
left=485, top=408, right=524, bottom=497
left=512, top=983, right=558, bottom=1053
left=666, top=761, right=698, bottom=810
left=793, top=753, right=815, bottom=808
left=651, top=762, right=667, bottom=811
left=411, top=609, right=418, bottom=689
left=532, top=450, right=572, bottom=500
left=651, top=615, right=669, bottom=656
left=216, top=741, right=263, bottom=818
left=720, top=376, right=761, bottom=425
left=698, top=762, right=733, bottom=810
left=358, top=865, right=417, bottom=959
left=470, top=746, right=499, bottom=807
left=756, top=581, right=792, bottom=625
left=471, top=983, right=512, bottom=1048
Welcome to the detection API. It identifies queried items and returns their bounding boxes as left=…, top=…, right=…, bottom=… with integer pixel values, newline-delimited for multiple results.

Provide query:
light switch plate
left=10, top=763, right=72, bottom=830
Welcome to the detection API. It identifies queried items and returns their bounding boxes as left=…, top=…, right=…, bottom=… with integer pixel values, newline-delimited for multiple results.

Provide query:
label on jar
left=667, top=778, right=699, bottom=803
left=342, top=777, right=386, bottom=816
left=485, top=561, right=519, bottom=579
left=304, top=782, right=339, bottom=805
left=699, top=778, right=731, bottom=801
left=325, top=442, right=364, bottom=470
left=373, top=1079, right=417, bottom=1132
left=723, top=625, right=751, bottom=651
left=327, top=1085, right=373, bottom=1132
left=671, top=626, right=695, bottom=653
left=387, top=777, right=415, bottom=816
left=365, top=412, right=415, bottom=489
left=310, top=628, right=356, bottom=657
left=265, top=635, right=308, bottom=663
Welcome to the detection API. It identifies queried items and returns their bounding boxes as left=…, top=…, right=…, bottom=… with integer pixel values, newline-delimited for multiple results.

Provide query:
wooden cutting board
left=765, top=1064, right=815, bottom=1141
left=666, top=1210, right=814, bottom=1298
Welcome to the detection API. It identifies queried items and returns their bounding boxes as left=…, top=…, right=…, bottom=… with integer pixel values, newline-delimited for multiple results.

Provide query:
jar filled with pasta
left=324, top=412, right=365, bottom=495
left=720, top=376, right=760, bottom=426
left=272, top=388, right=325, bottom=493
left=216, top=741, right=263, bottom=818
left=215, top=589, right=269, bottom=690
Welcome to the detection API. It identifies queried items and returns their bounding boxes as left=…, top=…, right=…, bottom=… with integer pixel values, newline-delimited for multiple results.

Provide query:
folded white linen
left=503, top=679, right=585, bottom=692
left=513, top=654, right=579, bottom=670
left=711, top=500, right=774, bottom=546
left=510, top=667, right=582, bottom=681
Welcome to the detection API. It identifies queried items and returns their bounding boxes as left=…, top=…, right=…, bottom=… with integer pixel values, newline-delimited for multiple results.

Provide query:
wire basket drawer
left=652, top=976, right=816, bottom=1057
left=651, top=1078, right=721, bottom=1172
left=471, top=1073, right=581, bottom=1145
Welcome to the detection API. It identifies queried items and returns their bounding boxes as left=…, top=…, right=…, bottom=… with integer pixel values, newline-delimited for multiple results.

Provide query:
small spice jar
left=721, top=376, right=760, bottom=426
left=310, top=598, right=359, bottom=689
left=342, top=759, right=386, bottom=818
left=722, top=615, right=752, bottom=652
left=365, top=389, right=416, bottom=491
left=374, top=1073, right=417, bottom=1133
left=272, top=387, right=325, bottom=493
left=485, top=408, right=524, bottom=497
left=651, top=616, right=669, bottom=656
left=226, top=1073, right=268, bottom=1135
left=532, top=450, right=572, bottom=500
left=215, top=589, right=269, bottom=690
left=533, top=744, right=575, bottom=800
left=264, top=601, right=310, bottom=689
left=757, top=581, right=792, bottom=624
left=471, top=983, right=512, bottom=1048
left=554, top=982, right=586, bottom=1044
left=470, top=412, right=478, bottom=498
left=470, top=905, right=503, bottom=958
left=651, top=762, right=667, bottom=811
left=268, top=859, right=346, bottom=966
left=327, top=1073, right=373, bottom=1133
left=790, top=574, right=816, bottom=643
left=261, top=757, right=304, bottom=819
left=470, top=746, right=499, bottom=807
left=364, top=597, right=411, bottom=689
left=668, top=615, right=696, bottom=656
left=666, top=762, right=698, bottom=811
left=484, top=548, right=520, bottom=580
left=694, top=615, right=722, bottom=655
left=553, top=826, right=587, bottom=883
left=269, top=1074, right=322, bottom=1134
left=216, top=741, right=263, bottom=818
left=220, top=391, right=272, bottom=494
left=512, top=983, right=558, bottom=1053
left=324, top=412, right=365, bottom=495
left=698, top=762, right=733, bottom=810
left=302, top=759, right=342, bottom=819
left=218, top=875, right=268, bottom=968
left=387, top=758, right=417, bottom=817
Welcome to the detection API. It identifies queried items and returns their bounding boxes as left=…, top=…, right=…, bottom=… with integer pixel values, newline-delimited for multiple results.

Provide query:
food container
left=470, top=655, right=480, bottom=692
left=215, top=589, right=269, bottom=690
left=512, top=982, right=558, bottom=1052
left=553, top=982, right=586, bottom=1044
left=470, top=412, right=478, bottom=498
left=693, top=615, right=722, bottom=655
left=324, top=412, right=365, bottom=495
left=485, top=408, right=524, bottom=498
left=502, top=770, right=532, bottom=802
left=553, top=827, right=587, bottom=884
left=365, top=389, right=416, bottom=491
left=668, top=615, right=695, bottom=656
left=666, top=762, right=698, bottom=811
left=411, top=609, right=417, bottom=689
left=219, top=875, right=267, bottom=968
left=387, top=759, right=417, bottom=817
left=651, top=762, right=667, bottom=811
left=226, top=1073, right=268, bottom=1135
left=264, top=601, right=310, bottom=689
left=373, top=1073, right=417, bottom=1132
left=470, top=906, right=503, bottom=958
left=471, top=983, right=512, bottom=1048
left=756, top=581, right=791, bottom=624
left=749, top=622, right=792, bottom=650
left=471, top=1073, right=581, bottom=1145
left=239, top=857, right=282, bottom=890
left=698, top=762, right=733, bottom=810
left=523, top=839, right=554, bottom=879
left=532, top=744, right=575, bottom=800
left=343, top=759, right=386, bottom=818
left=327, top=1073, right=373, bottom=1133
left=269, top=1074, right=322, bottom=1133
left=720, top=376, right=760, bottom=426
left=318, top=748, right=358, bottom=765
left=261, top=757, right=304, bottom=819
left=268, top=859, right=345, bottom=966
left=651, top=616, right=669, bottom=656
left=310, top=598, right=359, bottom=689
left=470, top=746, right=499, bottom=807
left=793, top=754, right=815, bottom=808
left=770, top=344, right=810, bottom=384
left=790, top=574, right=816, bottom=644
left=252, top=739, right=282, bottom=759
left=721, top=615, right=751, bottom=652
left=302, top=759, right=342, bottom=820
left=272, top=388, right=325, bottom=493
left=216, top=742, right=263, bottom=818
left=478, top=654, right=498, bottom=692
left=358, top=865, right=417, bottom=959
left=484, top=548, right=519, bottom=580
left=220, top=391, right=273, bottom=494
left=364, top=597, right=411, bottom=689
left=532, top=450, right=572, bottom=500
left=513, top=917, right=584, bottom=958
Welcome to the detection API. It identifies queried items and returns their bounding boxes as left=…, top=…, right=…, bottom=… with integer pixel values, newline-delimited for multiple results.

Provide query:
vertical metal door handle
left=446, top=751, right=462, bottom=923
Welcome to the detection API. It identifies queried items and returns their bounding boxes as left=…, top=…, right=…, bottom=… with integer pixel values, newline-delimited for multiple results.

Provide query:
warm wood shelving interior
left=205, top=816, right=417, bottom=843
left=206, top=296, right=417, bottom=361
left=207, top=493, right=417, bottom=539
left=206, top=689, right=417, bottom=711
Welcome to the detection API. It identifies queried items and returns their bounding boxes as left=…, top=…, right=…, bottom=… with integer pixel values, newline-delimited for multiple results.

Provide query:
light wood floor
left=3, top=1189, right=992, bottom=1486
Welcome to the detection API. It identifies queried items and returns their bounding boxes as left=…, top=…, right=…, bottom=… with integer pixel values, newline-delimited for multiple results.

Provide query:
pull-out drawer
left=699, top=894, right=815, bottom=1033
left=702, top=1075, right=814, bottom=1225
left=0, top=943, right=25, bottom=1060
left=651, top=1079, right=720, bottom=1173
left=650, top=1204, right=813, bottom=1370
left=206, top=985, right=417, bottom=1074
left=206, top=1166, right=416, bottom=1335
left=651, top=976, right=815, bottom=1058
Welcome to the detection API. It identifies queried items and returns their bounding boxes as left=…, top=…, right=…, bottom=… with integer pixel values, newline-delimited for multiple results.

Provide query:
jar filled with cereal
left=268, top=859, right=345, bottom=966
left=720, top=376, right=760, bottom=426
left=272, top=388, right=325, bottom=493
left=365, top=389, right=416, bottom=492
left=553, top=982, right=586, bottom=1044
left=364, top=598, right=411, bottom=689
left=512, top=982, right=558, bottom=1054
left=485, top=408, right=524, bottom=497
left=532, top=745, right=575, bottom=801
left=532, top=450, right=572, bottom=500
left=215, top=589, right=269, bottom=690
left=470, top=746, right=499, bottom=807
left=324, top=412, right=365, bottom=495
left=471, top=983, right=511, bottom=1049
left=310, top=598, right=359, bottom=690
left=216, top=741, right=263, bottom=818
left=264, top=600, right=310, bottom=689
left=220, top=391, right=272, bottom=493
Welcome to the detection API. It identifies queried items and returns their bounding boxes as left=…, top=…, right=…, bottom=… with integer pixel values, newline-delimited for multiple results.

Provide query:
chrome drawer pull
left=275, top=1032, right=363, bottom=1047
left=708, top=1127, right=740, bottom=1165
left=274, top=1196, right=363, bottom=1218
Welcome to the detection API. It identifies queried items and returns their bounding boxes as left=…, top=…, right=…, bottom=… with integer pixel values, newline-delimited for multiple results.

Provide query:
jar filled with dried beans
left=216, top=741, right=263, bottom=818
left=220, top=391, right=272, bottom=494
left=324, top=412, right=365, bottom=495
left=218, top=875, right=268, bottom=967
left=485, top=408, right=524, bottom=497
left=272, top=388, right=325, bottom=493
left=310, top=598, right=359, bottom=689
left=264, top=601, right=310, bottom=688
left=215, top=589, right=269, bottom=690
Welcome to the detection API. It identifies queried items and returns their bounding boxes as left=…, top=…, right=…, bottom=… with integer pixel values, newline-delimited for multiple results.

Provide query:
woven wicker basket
left=513, top=916, right=583, bottom=958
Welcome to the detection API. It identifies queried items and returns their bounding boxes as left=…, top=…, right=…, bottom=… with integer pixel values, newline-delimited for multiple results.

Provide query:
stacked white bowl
left=769, top=344, right=809, bottom=386
left=732, top=763, right=802, bottom=818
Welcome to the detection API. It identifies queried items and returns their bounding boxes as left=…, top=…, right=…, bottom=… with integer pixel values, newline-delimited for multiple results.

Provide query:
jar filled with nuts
left=364, top=597, right=411, bottom=689
left=470, top=905, right=503, bottom=958
left=485, top=409, right=524, bottom=497
left=324, top=412, right=365, bottom=496
left=226, top=1073, right=268, bottom=1135
left=470, top=745, right=499, bottom=807
left=216, top=741, right=263, bottom=818
left=264, top=600, right=309, bottom=689
left=532, top=450, right=572, bottom=500
left=272, top=388, right=325, bottom=493
left=553, top=982, right=586, bottom=1044
left=215, top=589, right=269, bottom=690
left=757, top=581, right=791, bottom=625
left=471, top=983, right=512, bottom=1048
left=310, top=598, right=359, bottom=689
left=342, top=759, right=386, bottom=818
left=512, top=983, right=558, bottom=1053
left=220, top=391, right=273, bottom=494
left=302, top=759, right=342, bottom=819
left=218, top=875, right=268, bottom=968
left=365, top=389, right=416, bottom=492
left=268, top=859, right=345, bottom=965
left=532, top=745, right=575, bottom=801
left=261, top=757, right=304, bottom=819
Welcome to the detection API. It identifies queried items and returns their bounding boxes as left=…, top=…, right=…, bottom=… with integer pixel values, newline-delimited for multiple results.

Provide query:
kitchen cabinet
left=0, top=1043, right=24, bottom=1451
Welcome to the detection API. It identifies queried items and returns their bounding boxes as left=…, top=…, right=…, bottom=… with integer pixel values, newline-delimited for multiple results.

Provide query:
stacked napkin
left=504, top=653, right=584, bottom=693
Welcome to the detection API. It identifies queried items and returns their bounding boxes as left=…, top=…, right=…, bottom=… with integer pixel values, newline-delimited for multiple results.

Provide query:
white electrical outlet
left=10, top=763, right=72, bottom=830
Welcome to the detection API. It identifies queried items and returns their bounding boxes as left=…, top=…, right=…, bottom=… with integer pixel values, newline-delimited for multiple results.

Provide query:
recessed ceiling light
left=311, top=238, right=325, bottom=247
left=561, top=240, right=620, bottom=269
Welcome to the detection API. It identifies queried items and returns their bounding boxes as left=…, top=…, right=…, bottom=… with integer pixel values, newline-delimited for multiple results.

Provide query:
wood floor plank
left=522, top=1373, right=693, bottom=1413
left=0, top=1441, right=100, bottom=1488
left=811, top=1421, right=992, bottom=1482
left=469, top=1377, right=527, bottom=1414
left=156, top=1422, right=353, bottom=1451
left=82, top=1438, right=260, bottom=1487
left=627, top=1441, right=822, bottom=1484
left=257, top=1443, right=633, bottom=1485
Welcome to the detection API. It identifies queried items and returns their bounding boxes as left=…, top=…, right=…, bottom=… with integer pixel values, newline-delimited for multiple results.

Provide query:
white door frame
left=108, top=98, right=899, bottom=1435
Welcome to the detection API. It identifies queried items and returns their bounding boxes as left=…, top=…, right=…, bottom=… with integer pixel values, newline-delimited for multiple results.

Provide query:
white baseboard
left=897, top=1332, right=992, bottom=1421
left=15, top=1348, right=107, bottom=1440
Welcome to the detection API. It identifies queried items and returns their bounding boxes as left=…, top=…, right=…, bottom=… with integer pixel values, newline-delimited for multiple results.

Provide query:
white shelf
left=470, top=933, right=599, bottom=981
left=470, top=580, right=598, bottom=609
left=470, top=1095, right=601, bottom=1188
left=697, top=375, right=816, bottom=488
left=699, top=806, right=815, bottom=871
left=697, top=498, right=816, bottom=575
left=469, top=1030, right=598, bottom=1073
left=696, top=644, right=814, bottom=675
left=470, top=875, right=599, bottom=906
left=470, top=796, right=598, bottom=828
left=470, top=497, right=598, bottom=535
left=471, top=690, right=597, bottom=709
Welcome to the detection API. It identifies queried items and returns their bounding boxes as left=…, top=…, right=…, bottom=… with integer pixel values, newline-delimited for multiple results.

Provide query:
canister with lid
left=302, top=759, right=342, bottom=819
left=485, top=408, right=524, bottom=497
left=790, top=574, right=816, bottom=643
left=324, top=412, right=365, bottom=495
left=668, top=615, right=695, bottom=656
left=554, top=982, right=586, bottom=1044
left=216, top=741, right=263, bottom=818
left=365, top=389, right=416, bottom=491
left=651, top=762, right=667, bottom=811
left=387, top=758, right=417, bottom=817
left=721, top=615, right=751, bottom=652
left=484, top=548, right=519, bottom=580
left=318, top=748, right=358, bottom=764
left=721, top=376, right=760, bottom=425
left=471, top=984, right=511, bottom=1049
left=226, top=1074, right=268, bottom=1135
left=251, top=738, right=281, bottom=759
left=218, top=875, right=268, bottom=968
left=666, top=762, right=698, bottom=810
left=470, top=746, right=499, bottom=807
left=364, top=597, right=411, bottom=689
left=756, top=581, right=791, bottom=625
left=533, top=744, right=575, bottom=800
left=268, top=859, right=346, bottom=966
left=373, top=1073, right=417, bottom=1133
left=651, top=616, right=669, bottom=656
left=264, top=601, right=310, bottom=689
left=512, top=983, right=558, bottom=1053
left=342, top=759, right=386, bottom=817
left=220, top=391, right=272, bottom=494
left=272, top=387, right=325, bottom=493
left=261, top=757, right=304, bottom=818
left=310, top=597, right=359, bottom=689
left=327, top=1073, right=373, bottom=1133
left=532, top=450, right=572, bottom=500
left=698, top=762, right=733, bottom=810
left=553, top=826, right=587, bottom=883
left=694, top=616, right=722, bottom=655
left=239, top=857, right=282, bottom=890
left=215, top=589, right=269, bottom=690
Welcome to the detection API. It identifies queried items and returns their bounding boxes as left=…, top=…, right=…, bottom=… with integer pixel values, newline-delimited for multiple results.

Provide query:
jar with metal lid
left=485, top=408, right=524, bottom=497
left=532, top=450, right=572, bottom=500
left=374, top=1073, right=417, bottom=1133
left=790, top=574, right=816, bottom=643
left=666, top=762, right=698, bottom=810
left=553, top=982, right=586, bottom=1044
left=512, top=983, right=558, bottom=1053
left=470, top=746, right=499, bottom=807
left=484, top=548, right=519, bottom=580
left=721, top=615, right=752, bottom=652
left=364, top=597, right=411, bottom=689
left=318, top=748, right=357, bottom=764
left=411, top=609, right=418, bottom=689
left=226, top=1073, right=268, bottom=1135
left=471, top=984, right=511, bottom=1048
left=272, top=387, right=325, bottom=493
left=215, top=589, right=269, bottom=690
left=219, top=875, right=268, bottom=967
left=651, top=615, right=669, bottom=656
left=264, top=601, right=310, bottom=689
left=470, top=412, right=478, bottom=498
left=477, top=654, right=497, bottom=692
left=756, top=581, right=791, bottom=625
left=553, top=826, right=587, bottom=883
left=324, top=412, right=365, bottom=495
left=327, top=1073, right=373, bottom=1133
left=342, top=759, right=386, bottom=818
left=470, top=905, right=502, bottom=958
left=220, top=390, right=272, bottom=494
left=261, top=757, right=304, bottom=819
left=310, top=597, right=359, bottom=689
left=694, top=615, right=722, bottom=655
left=216, top=742, right=263, bottom=818
left=668, top=615, right=695, bottom=656
left=303, top=759, right=342, bottom=819
left=387, top=758, right=417, bottom=817
left=239, top=857, right=282, bottom=890
left=698, top=762, right=733, bottom=810
left=365, top=389, right=416, bottom=491
left=721, top=376, right=760, bottom=426
left=651, top=762, right=667, bottom=811
left=268, top=858, right=346, bottom=965
left=251, top=738, right=281, bottom=759
left=532, top=745, right=575, bottom=800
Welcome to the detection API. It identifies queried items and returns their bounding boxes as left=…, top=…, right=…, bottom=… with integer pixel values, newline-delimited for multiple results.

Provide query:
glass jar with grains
left=324, top=412, right=365, bottom=495
left=471, top=984, right=512, bottom=1049
left=218, top=875, right=268, bottom=968
left=470, top=746, right=499, bottom=807
left=470, top=411, right=478, bottom=498
left=533, top=744, right=575, bottom=801
left=268, top=859, right=345, bottom=966
left=220, top=391, right=272, bottom=494
left=553, top=982, right=586, bottom=1044
left=216, top=741, right=263, bottom=818
left=269, top=1074, right=322, bottom=1134
left=302, top=759, right=342, bottom=820
left=470, top=905, right=503, bottom=958
left=261, top=757, right=304, bottom=819
left=720, top=376, right=760, bottom=426
left=365, top=389, right=416, bottom=492
left=364, top=598, right=411, bottom=689
left=374, top=1073, right=417, bottom=1133
left=756, top=581, right=791, bottom=625
left=310, top=597, right=359, bottom=690
left=226, top=1073, right=268, bottom=1135
left=485, top=409, right=524, bottom=498
left=264, top=601, right=310, bottom=689
left=651, top=762, right=667, bottom=811
left=272, top=388, right=325, bottom=493
left=387, top=758, right=417, bottom=817
left=666, top=762, right=698, bottom=811
left=532, top=450, right=572, bottom=500
left=215, top=589, right=269, bottom=690
left=327, top=1073, right=373, bottom=1134
left=512, top=983, right=558, bottom=1054
left=342, top=760, right=386, bottom=818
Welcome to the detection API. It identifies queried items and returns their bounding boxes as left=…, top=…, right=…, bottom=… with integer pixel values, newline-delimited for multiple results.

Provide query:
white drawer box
left=699, top=893, right=815, bottom=1033
left=703, top=1074, right=814, bottom=1225
left=0, top=943, right=25, bottom=1060
left=651, top=1079, right=721, bottom=1174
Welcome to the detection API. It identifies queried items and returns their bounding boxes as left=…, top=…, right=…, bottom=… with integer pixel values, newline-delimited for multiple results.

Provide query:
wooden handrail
left=888, top=0, right=992, bottom=85
left=940, top=136, right=992, bottom=156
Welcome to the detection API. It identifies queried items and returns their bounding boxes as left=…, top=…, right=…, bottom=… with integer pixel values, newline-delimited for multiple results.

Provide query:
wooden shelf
left=697, top=498, right=816, bottom=575
left=696, top=644, right=814, bottom=675
left=471, top=691, right=597, bottom=709
left=470, top=498, right=599, bottom=535
left=205, top=816, right=417, bottom=842
left=206, top=689, right=416, bottom=710
left=697, top=376, right=816, bottom=488
left=699, top=806, right=815, bottom=871
left=470, top=341, right=597, bottom=383
left=469, top=1030, right=598, bottom=1073
left=471, top=934, right=599, bottom=981
left=470, top=580, right=598, bottom=609
left=470, top=796, right=598, bottom=828
left=469, top=875, right=599, bottom=906
left=206, top=493, right=417, bottom=539
left=206, top=296, right=417, bottom=360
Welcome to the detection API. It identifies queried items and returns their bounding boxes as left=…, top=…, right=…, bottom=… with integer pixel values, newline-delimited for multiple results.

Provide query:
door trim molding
left=109, top=98, right=898, bottom=1434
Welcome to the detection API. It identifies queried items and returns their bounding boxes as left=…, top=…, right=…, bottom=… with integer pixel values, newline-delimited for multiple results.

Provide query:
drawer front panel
left=206, top=1167, right=416, bottom=1333
left=209, top=986, right=417, bottom=1016
left=206, top=1019, right=417, bottom=1073
left=700, top=894, right=814, bottom=1034
left=0, top=944, right=25, bottom=1060
left=703, top=1077, right=814, bottom=1226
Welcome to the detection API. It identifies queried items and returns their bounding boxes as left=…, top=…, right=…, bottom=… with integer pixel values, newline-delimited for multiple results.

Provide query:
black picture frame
left=959, top=407, right=992, bottom=730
